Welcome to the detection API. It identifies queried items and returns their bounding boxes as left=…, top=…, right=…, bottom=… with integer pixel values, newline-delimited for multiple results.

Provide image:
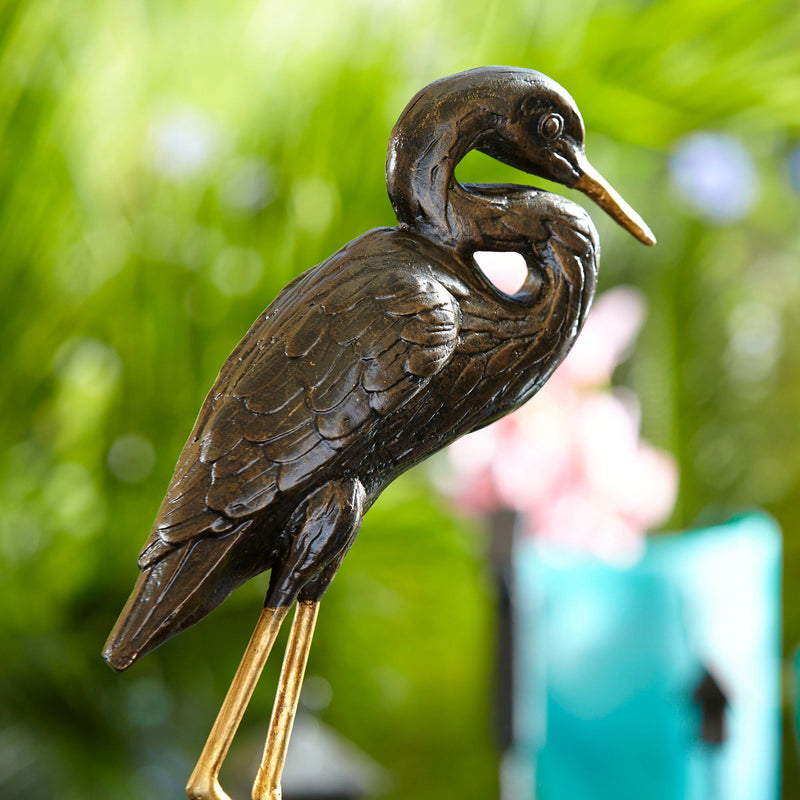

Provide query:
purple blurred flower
left=445, top=287, right=678, bottom=565
left=670, top=132, right=757, bottom=223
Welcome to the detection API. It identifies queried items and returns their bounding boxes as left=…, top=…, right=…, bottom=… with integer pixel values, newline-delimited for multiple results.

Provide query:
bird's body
left=106, top=187, right=598, bottom=670
left=103, top=67, right=653, bottom=800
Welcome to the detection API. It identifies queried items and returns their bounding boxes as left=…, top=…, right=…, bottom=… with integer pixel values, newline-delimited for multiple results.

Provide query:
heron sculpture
left=104, top=66, right=655, bottom=800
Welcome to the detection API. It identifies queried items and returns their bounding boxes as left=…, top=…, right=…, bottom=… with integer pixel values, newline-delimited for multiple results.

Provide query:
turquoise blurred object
left=511, top=513, right=781, bottom=800
left=792, top=645, right=800, bottom=762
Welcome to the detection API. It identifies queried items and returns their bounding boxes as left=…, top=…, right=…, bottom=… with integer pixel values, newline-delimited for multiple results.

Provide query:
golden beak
left=574, top=156, right=656, bottom=246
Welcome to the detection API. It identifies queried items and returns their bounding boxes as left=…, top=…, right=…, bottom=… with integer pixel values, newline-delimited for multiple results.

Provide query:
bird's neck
left=386, top=86, right=513, bottom=251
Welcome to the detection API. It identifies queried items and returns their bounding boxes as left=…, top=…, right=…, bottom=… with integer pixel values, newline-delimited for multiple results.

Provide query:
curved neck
left=386, top=80, right=516, bottom=250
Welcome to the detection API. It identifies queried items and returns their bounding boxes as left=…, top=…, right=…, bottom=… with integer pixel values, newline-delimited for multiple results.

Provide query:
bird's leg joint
left=266, top=480, right=364, bottom=608
left=186, top=770, right=233, bottom=800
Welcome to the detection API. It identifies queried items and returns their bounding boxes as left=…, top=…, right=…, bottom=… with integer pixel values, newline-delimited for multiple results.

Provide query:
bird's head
left=470, top=67, right=655, bottom=246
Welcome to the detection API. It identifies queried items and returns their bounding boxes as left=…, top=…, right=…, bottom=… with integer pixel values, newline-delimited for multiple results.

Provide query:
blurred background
left=1, top=0, right=799, bottom=798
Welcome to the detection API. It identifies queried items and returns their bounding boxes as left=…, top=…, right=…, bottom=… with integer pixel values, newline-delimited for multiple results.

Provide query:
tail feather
left=103, top=520, right=261, bottom=671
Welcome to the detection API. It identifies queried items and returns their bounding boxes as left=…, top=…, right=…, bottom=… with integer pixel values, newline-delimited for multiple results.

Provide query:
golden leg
left=251, top=601, right=320, bottom=800
left=186, top=605, right=290, bottom=800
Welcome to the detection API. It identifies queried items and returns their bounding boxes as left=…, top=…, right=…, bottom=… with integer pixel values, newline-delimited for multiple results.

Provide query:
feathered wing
left=138, top=238, right=460, bottom=569
left=103, top=237, right=460, bottom=670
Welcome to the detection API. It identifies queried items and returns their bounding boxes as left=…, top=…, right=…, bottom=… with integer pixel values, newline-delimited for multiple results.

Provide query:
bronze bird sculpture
left=104, top=66, right=655, bottom=800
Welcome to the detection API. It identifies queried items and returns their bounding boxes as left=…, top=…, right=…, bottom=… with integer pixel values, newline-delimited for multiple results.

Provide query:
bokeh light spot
left=670, top=132, right=757, bottom=223
left=108, top=435, right=156, bottom=484
left=42, top=462, right=104, bottom=537
left=53, top=338, right=121, bottom=398
left=290, top=176, right=339, bottom=234
left=0, top=513, right=42, bottom=564
left=210, top=246, right=264, bottom=296
left=219, top=157, right=275, bottom=215
left=300, top=675, right=333, bottom=712
left=725, top=300, right=782, bottom=384
left=148, top=105, right=219, bottom=180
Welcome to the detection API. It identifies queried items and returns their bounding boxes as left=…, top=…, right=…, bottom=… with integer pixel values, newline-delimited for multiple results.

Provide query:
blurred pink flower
left=444, top=286, right=678, bottom=565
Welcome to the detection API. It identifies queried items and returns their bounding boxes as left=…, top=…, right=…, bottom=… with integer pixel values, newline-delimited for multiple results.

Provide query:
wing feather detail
left=139, top=241, right=459, bottom=564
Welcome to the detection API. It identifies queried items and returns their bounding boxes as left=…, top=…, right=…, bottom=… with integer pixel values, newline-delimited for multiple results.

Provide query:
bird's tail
left=103, top=520, right=260, bottom=672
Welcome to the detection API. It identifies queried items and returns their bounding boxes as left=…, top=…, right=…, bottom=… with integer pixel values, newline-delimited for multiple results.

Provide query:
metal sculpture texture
left=104, top=67, right=655, bottom=800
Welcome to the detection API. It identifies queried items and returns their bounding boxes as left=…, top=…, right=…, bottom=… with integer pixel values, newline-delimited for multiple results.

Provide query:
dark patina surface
left=104, top=65, right=653, bottom=672
left=103, top=66, right=655, bottom=800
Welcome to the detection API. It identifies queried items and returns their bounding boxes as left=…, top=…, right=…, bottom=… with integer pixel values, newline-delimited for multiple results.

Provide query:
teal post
left=513, top=513, right=781, bottom=800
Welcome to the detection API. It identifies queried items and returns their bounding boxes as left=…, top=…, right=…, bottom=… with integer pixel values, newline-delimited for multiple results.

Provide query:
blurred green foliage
left=1, top=0, right=799, bottom=797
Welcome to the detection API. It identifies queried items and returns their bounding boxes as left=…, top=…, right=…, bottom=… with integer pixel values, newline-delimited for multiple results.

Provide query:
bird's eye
left=539, top=113, right=563, bottom=140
